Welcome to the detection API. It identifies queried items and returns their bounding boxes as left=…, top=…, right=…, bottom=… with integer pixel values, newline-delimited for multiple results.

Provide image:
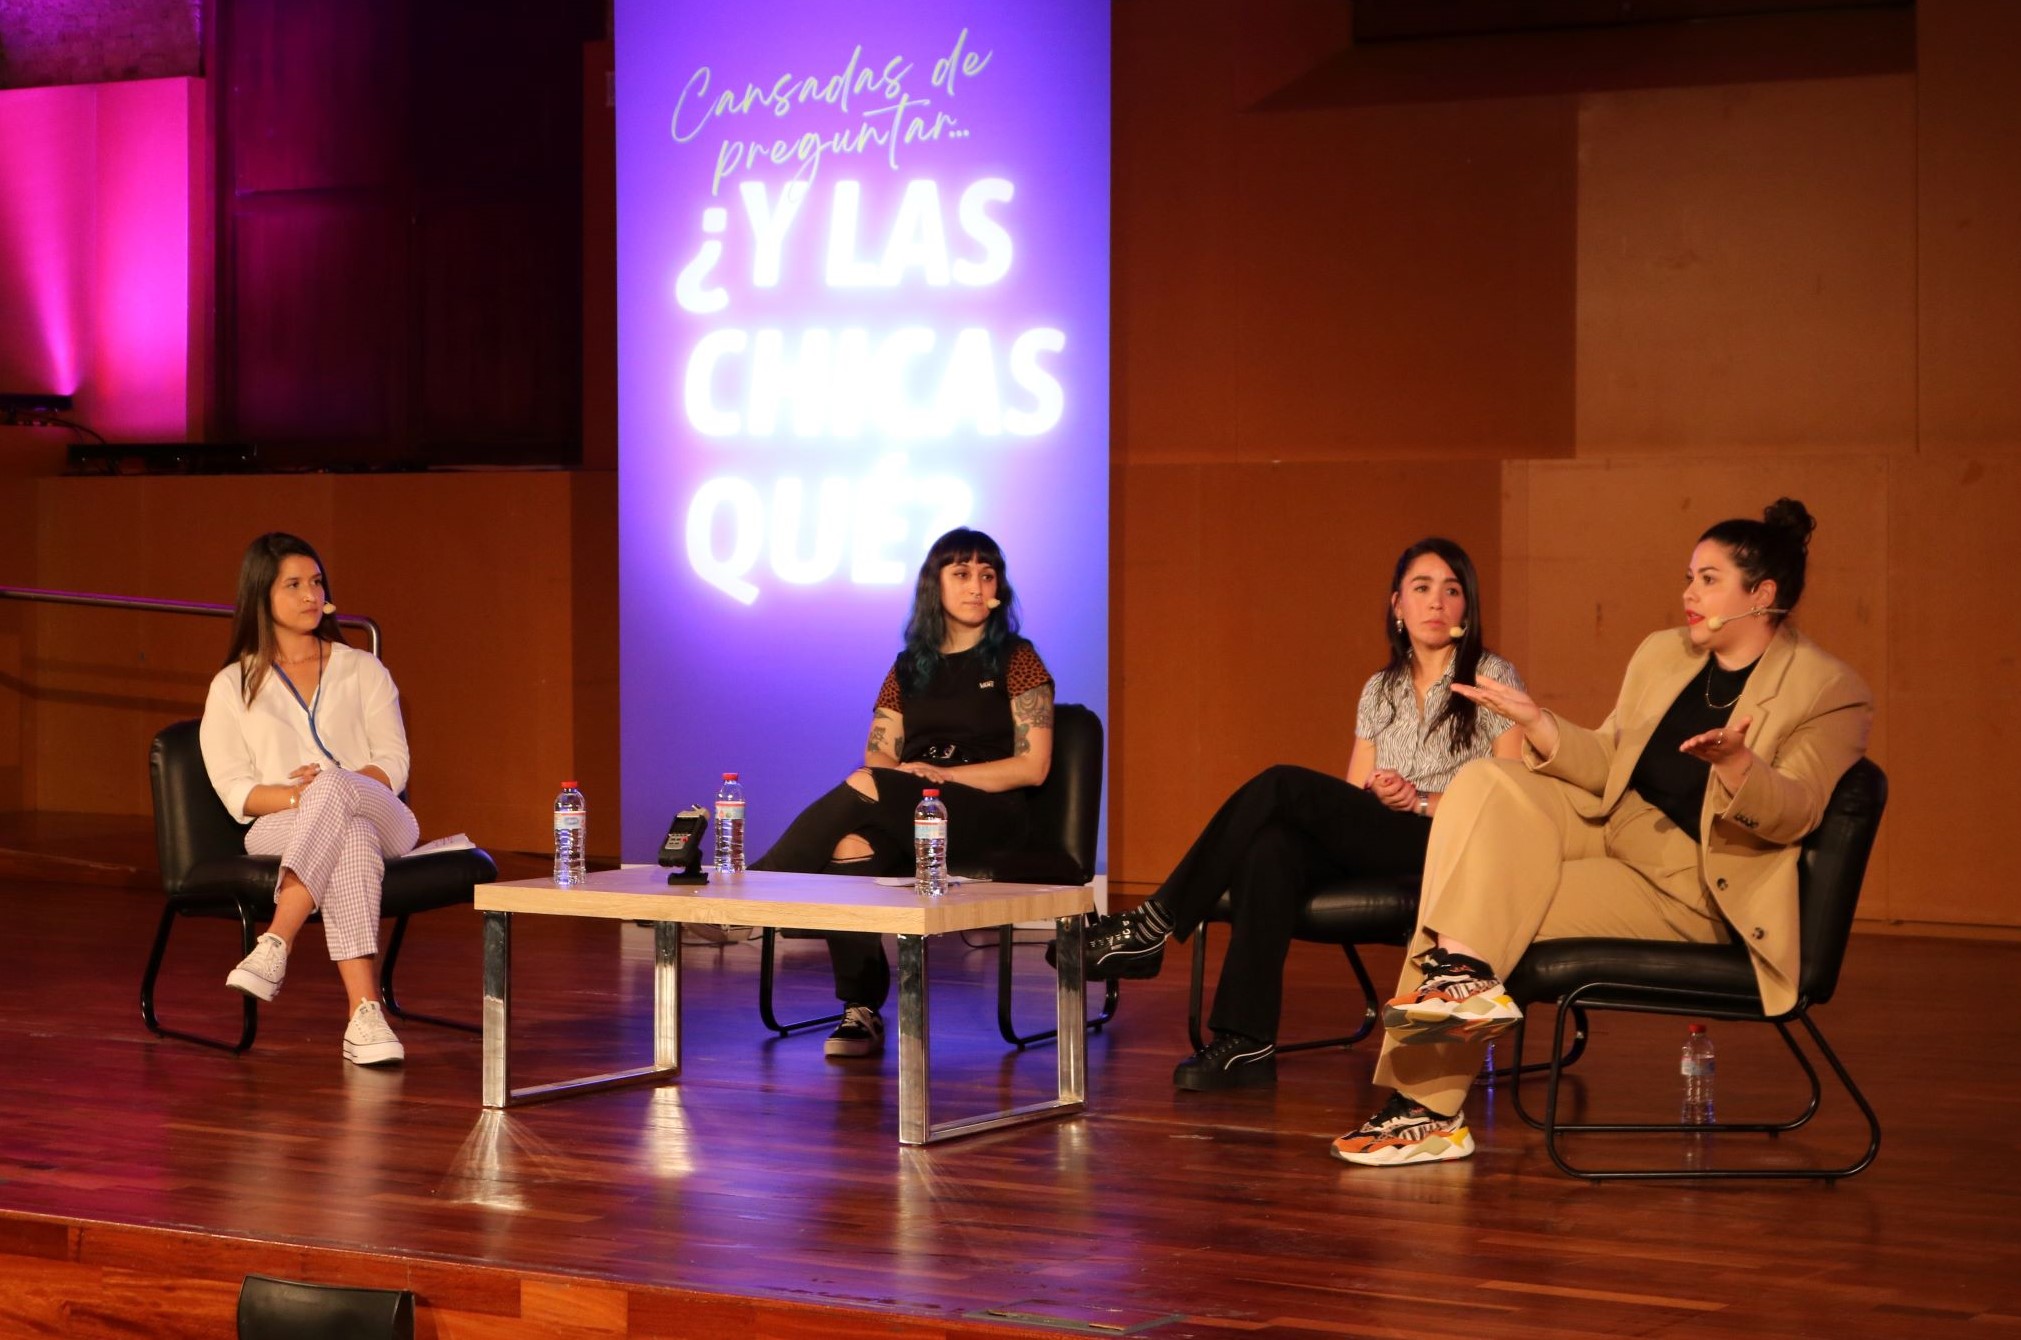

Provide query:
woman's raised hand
left=1450, top=675, right=1539, bottom=728
left=1453, top=675, right=1557, bottom=758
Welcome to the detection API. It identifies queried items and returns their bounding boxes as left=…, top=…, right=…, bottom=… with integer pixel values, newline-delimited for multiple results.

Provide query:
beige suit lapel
left=1730, top=625, right=1798, bottom=750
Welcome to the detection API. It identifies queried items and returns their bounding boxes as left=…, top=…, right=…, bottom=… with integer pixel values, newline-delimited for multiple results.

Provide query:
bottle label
left=914, top=818, right=947, bottom=843
left=716, top=801, right=745, bottom=824
left=555, top=813, right=585, bottom=832
left=1681, top=1058, right=1714, bottom=1077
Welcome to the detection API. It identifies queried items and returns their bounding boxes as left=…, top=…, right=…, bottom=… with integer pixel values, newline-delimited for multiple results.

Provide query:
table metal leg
left=483, top=916, right=685, bottom=1108
left=655, top=919, right=681, bottom=1071
left=902, top=919, right=1091, bottom=1145
left=481, top=911, right=511, bottom=1109
left=897, top=933, right=931, bottom=1145
left=1054, top=914, right=1087, bottom=1104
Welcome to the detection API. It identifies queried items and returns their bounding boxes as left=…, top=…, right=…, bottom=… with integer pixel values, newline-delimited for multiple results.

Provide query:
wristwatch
left=1415, top=797, right=1430, bottom=817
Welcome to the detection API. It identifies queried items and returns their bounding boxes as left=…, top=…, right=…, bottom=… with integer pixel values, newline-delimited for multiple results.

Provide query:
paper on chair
left=409, top=833, right=475, bottom=856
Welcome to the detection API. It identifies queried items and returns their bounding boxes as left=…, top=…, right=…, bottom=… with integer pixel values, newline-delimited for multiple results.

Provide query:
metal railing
left=0, top=585, right=382, bottom=657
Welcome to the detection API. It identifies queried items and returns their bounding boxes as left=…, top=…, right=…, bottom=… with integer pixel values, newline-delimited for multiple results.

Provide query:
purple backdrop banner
left=616, top=2, right=1110, bottom=864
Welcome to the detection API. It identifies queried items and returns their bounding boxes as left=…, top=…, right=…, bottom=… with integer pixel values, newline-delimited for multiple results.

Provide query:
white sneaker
left=823, top=1003, right=885, bottom=1058
left=226, top=932, right=289, bottom=1001
left=343, top=1000, right=405, bottom=1067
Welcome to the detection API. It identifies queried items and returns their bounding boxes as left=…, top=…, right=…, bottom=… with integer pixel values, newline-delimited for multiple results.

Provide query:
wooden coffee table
left=473, top=867, right=1095, bottom=1145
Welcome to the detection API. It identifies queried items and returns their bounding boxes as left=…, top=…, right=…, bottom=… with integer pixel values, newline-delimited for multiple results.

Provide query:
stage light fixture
left=0, top=392, right=76, bottom=414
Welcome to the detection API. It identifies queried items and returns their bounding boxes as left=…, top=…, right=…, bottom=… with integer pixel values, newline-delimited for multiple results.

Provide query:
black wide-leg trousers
left=1153, top=764, right=1429, bottom=1042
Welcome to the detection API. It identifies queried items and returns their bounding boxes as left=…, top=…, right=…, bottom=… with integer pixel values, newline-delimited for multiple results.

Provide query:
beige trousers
left=1373, top=759, right=1730, bottom=1116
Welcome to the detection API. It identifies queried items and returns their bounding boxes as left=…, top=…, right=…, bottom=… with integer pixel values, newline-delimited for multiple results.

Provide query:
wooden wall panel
left=1574, top=76, right=1917, bottom=454
left=1111, top=460, right=1503, bottom=892
left=1112, top=8, right=1251, bottom=465
left=1231, top=97, right=1578, bottom=458
left=1882, top=459, right=2021, bottom=927
left=1916, top=0, right=2021, bottom=455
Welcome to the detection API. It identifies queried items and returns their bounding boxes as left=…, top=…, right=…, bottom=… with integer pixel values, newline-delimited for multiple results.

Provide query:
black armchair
left=758, top=702, right=1117, bottom=1048
left=142, top=719, right=498, bottom=1053
left=1503, top=757, right=1888, bottom=1180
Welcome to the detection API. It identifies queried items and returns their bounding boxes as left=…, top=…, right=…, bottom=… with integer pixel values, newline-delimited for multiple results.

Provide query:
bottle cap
left=923, top=787, right=940, bottom=796
left=561, top=779, right=578, bottom=788
left=722, top=772, right=738, bottom=780
left=1688, top=1023, right=1707, bottom=1034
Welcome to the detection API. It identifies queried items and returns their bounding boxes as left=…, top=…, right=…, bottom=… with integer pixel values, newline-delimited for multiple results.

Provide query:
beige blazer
left=1527, top=625, right=1873, bottom=1015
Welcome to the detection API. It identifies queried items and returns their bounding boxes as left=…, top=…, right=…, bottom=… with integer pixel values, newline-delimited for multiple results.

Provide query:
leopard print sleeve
left=874, top=665, right=903, bottom=714
left=1006, top=643, right=1054, bottom=699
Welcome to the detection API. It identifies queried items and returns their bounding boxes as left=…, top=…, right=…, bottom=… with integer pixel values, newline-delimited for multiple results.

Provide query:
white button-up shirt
left=199, top=642, right=411, bottom=822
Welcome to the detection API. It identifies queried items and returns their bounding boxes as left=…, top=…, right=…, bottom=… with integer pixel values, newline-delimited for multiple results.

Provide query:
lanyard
left=272, top=647, right=344, bottom=769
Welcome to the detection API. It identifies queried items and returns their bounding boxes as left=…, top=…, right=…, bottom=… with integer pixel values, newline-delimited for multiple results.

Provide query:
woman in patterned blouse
left=1082, top=537, right=1525, bottom=1091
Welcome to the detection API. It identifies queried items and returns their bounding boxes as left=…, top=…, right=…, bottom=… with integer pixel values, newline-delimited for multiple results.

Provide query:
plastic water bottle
left=1681, top=1023, right=1716, bottom=1125
left=553, top=781, right=586, bottom=886
left=713, top=772, right=746, bottom=873
left=913, top=788, right=949, bottom=897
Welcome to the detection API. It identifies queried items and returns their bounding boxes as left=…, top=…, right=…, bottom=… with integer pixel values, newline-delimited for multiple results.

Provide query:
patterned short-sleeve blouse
left=1354, top=650, right=1525, bottom=794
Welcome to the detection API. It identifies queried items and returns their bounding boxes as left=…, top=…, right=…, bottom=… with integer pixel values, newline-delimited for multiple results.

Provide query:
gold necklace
left=1703, top=657, right=1743, bottom=710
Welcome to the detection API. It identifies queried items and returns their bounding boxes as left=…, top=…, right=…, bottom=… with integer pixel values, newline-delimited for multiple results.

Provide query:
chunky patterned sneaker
left=226, top=932, right=289, bottom=1001
left=342, top=1000, right=405, bottom=1067
left=823, top=1003, right=885, bottom=1058
left=1173, top=1032, right=1277, bottom=1091
left=1381, top=947, right=1522, bottom=1044
left=1331, top=1092, right=1475, bottom=1167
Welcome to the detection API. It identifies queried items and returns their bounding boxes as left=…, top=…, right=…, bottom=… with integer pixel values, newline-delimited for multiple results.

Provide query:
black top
left=875, top=641, right=1053, bottom=767
left=1628, top=655, right=1758, bottom=838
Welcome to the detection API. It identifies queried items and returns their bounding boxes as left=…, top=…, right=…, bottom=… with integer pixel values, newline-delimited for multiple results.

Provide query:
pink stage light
left=0, top=78, right=200, bottom=440
left=0, top=85, right=95, bottom=398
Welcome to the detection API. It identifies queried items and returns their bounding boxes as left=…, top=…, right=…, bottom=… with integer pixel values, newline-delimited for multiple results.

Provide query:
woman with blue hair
left=752, top=526, right=1057, bottom=1058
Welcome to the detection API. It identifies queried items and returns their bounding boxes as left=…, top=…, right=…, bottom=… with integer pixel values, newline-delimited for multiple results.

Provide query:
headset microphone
left=322, top=602, right=336, bottom=616
left=986, top=598, right=1001, bottom=610
left=1704, top=607, right=1787, bottom=633
left=1447, top=625, right=1467, bottom=640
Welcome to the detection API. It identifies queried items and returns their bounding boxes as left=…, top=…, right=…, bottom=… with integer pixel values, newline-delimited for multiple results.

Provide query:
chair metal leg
left=1490, top=1004, right=1588, bottom=1088
left=1186, top=928, right=1210, bottom=1054
left=140, top=903, right=259, bottom=1053
left=756, top=927, right=844, bottom=1037
left=996, top=924, right=1118, bottom=1049
left=1274, top=943, right=1380, bottom=1054
left=1514, top=983, right=1881, bottom=1181
left=1187, top=925, right=1379, bottom=1056
left=377, top=914, right=481, bottom=1033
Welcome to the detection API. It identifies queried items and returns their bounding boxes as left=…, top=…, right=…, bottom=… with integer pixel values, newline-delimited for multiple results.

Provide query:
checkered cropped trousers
left=244, top=768, right=419, bottom=961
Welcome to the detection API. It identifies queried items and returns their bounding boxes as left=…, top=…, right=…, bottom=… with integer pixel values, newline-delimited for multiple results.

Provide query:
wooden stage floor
left=1, top=873, right=2019, bottom=1337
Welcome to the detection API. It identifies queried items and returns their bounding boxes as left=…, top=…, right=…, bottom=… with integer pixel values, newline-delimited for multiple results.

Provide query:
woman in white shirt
left=199, top=533, right=417, bottom=1066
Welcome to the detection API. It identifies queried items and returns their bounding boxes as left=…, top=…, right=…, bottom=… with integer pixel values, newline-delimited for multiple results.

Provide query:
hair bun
left=1762, top=497, right=1815, bottom=550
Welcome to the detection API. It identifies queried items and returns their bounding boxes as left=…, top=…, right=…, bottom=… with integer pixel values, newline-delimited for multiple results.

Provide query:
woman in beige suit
left=1333, top=498, right=1873, bottom=1167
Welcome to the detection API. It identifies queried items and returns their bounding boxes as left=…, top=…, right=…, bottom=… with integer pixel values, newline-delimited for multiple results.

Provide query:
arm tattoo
left=867, top=711, right=902, bottom=760
left=1012, top=685, right=1054, bottom=755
